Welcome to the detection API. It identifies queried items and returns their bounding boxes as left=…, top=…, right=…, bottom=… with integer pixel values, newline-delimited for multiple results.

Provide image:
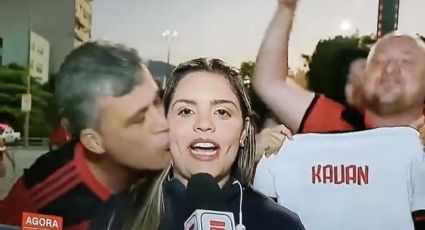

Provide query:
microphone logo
left=184, top=174, right=236, bottom=230
left=184, top=209, right=236, bottom=230
left=209, top=220, right=226, bottom=230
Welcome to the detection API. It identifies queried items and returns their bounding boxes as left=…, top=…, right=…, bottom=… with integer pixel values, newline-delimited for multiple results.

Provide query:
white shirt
left=253, top=127, right=425, bottom=230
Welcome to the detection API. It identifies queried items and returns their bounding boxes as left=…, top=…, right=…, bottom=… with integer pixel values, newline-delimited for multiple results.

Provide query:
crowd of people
left=1, top=0, right=425, bottom=229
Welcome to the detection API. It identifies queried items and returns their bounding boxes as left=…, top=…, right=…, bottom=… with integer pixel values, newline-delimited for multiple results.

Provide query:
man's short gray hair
left=367, top=31, right=425, bottom=64
left=55, top=41, right=143, bottom=137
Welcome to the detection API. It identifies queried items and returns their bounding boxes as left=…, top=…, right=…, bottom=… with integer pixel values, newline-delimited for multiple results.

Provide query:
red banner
left=21, top=212, right=63, bottom=230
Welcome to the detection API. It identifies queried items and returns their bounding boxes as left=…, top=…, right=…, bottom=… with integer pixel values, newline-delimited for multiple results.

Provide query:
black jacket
left=90, top=178, right=305, bottom=230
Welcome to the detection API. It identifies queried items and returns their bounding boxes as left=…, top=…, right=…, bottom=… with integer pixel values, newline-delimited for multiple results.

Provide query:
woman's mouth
left=189, top=139, right=220, bottom=161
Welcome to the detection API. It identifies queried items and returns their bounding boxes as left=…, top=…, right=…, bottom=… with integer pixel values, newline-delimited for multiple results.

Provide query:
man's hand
left=255, top=124, right=293, bottom=162
left=277, top=0, right=299, bottom=9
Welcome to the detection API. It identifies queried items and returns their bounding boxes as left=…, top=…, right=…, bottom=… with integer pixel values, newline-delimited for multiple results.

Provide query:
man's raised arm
left=253, top=0, right=315, bottom=132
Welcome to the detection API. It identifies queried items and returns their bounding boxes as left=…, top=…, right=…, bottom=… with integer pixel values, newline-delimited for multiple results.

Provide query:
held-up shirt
left=254, top=127, right=425, bottom=230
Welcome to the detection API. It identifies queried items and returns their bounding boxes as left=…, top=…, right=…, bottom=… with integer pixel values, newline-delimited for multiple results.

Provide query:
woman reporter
left=90, top=58, right=304, bottom=230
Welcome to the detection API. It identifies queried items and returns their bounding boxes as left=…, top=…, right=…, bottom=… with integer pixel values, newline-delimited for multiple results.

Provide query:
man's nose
left=383, top=59, right=401, bottom=75
left=153, top=106, right=169, bottom=132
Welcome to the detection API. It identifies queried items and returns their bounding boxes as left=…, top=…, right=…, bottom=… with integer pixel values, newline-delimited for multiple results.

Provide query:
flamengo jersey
left=253, top=127, right=425, bottom=230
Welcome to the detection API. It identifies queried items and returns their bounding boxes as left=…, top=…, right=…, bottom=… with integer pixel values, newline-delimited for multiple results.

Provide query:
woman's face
left=167, top=71, right=244, bottom=186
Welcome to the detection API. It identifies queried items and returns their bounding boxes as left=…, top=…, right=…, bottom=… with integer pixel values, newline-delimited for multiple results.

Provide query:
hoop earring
left=239, top=117, right=250, bottom=147
left=167, top=162, right=174, bottom=181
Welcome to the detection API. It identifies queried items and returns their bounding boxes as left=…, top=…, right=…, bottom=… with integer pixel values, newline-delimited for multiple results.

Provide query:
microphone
left=183, top=173, right=236, bottom=230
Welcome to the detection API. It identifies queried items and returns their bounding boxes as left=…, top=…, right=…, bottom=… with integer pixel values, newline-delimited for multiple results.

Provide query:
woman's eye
left=178, top=108, right=194, bottom=117
left=214, top=109, right=231, bottom=119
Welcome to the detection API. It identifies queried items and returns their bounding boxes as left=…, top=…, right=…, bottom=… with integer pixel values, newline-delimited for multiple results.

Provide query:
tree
left=41, top=74, right=62, bottom=130
left=0, top=65, right=53, bottom=137
left=306, top=35, right=375, bottom=105
left=240, top=61, right=271, bottom=130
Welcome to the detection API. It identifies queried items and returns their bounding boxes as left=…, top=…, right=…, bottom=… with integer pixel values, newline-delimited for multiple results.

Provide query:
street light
left=339, top=20, right=352, bottom=32
left=23, top=0, right=33, bottom=146
left=161, top=29, right=178, bottom=89
left=162, top=29, right=178, bottom=65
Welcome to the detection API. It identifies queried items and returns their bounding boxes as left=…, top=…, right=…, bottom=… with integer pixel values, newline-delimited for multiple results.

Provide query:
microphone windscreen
left=185, top=173, right=226, bottom=216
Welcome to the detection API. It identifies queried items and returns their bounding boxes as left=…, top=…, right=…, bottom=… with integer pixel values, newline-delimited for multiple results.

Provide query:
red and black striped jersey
left=0, top=141, right=112, bottom=229
left=299, top=94, right=373, bottom=133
